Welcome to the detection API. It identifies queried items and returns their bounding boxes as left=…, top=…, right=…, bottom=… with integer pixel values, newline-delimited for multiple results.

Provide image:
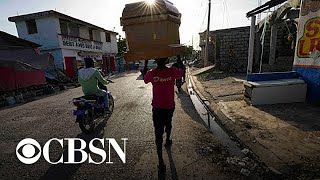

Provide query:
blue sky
left=0, top=0, right=263, bottom=49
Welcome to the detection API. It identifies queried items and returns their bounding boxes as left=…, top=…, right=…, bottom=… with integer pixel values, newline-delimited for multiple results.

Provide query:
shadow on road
left=157, top=146, right=179, bottom=180
left=111, top=70, right=140, bottom=79
left=176, top=87, right=206, bottom=126
left=256, top=103, right=320, bottom=132
left=136, top=74, right=144, bottom=80
left=165, top=146, right=179, bottom=180
left=0, top=89, right=70, bottom=111
left=39, top=116, right=110, bottom=179
left=158, top=170, right=166, bottom=180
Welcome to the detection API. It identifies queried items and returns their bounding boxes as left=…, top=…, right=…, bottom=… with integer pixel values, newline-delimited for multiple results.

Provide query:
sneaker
left=164, top=139, right=172, bottom=147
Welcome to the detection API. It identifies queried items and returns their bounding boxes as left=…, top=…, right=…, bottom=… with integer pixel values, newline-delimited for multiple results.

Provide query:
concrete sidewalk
left=189, top=67, right=320, bottom=179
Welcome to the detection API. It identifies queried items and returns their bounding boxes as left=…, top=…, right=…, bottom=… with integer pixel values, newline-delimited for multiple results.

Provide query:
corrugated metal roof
left=0, top=31, right=40, bottom=48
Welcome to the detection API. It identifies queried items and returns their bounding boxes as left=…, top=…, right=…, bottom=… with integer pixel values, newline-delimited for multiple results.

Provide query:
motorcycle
left=72, top=80, right=114, bottom=134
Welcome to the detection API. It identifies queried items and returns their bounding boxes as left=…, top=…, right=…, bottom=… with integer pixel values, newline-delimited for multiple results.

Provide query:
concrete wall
left=61, top=49, right=81, bottom=60
left=79, top=27, right=90, bottom=39
left=198, top=32, right=214, bottom=65
left=200, top=24, right=295, bottom=73
left=41, top=49, right=64, bottom=69
left=214, top=26, right=250, bottom=72
left=199, top=26, right=250, bottom=72
left=16, top=16, right=60, bottom=50
left=101, top=32, right=118, bottom=54
left=14, top=16, right=118, bottom=70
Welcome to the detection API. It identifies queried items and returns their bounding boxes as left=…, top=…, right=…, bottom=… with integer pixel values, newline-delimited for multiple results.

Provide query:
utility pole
left=192, top=35, right=193, bottom=48
left=204, top=0, right=211, bottom=67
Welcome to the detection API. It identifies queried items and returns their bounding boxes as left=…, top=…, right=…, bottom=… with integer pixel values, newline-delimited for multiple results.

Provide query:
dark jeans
left=152, top=108, right=174, bottom=164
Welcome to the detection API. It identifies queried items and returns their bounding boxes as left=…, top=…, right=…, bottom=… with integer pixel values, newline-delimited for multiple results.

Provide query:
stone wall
left=214, top=26, right=250, bottom=72
left=200, top=22, right=296, bottom=73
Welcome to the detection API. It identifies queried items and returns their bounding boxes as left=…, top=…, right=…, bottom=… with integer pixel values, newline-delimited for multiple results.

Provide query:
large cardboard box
left=120, top=0, right=184, bottom=61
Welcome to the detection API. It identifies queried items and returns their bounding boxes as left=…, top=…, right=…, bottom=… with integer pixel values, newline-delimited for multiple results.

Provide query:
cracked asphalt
left=0, top=71, right=243, bottom=180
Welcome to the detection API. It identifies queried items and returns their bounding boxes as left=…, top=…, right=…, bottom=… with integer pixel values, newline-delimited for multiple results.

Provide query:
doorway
left=64, top=57, right=77, bottom=79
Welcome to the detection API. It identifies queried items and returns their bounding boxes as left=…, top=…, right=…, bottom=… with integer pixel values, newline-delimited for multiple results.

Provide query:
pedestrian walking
left=172, top=55, right=186, bottom=82
left=144, top=57, right=183, bottom=172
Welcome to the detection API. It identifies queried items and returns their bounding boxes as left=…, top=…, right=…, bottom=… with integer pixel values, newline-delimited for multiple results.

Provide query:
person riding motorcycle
left=78, top=58, right=110, bottom=113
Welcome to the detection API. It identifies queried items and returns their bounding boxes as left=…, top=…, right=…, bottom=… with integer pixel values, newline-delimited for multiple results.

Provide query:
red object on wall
left=0, top=68, right=15, bottom=91
left=110, top=56, right=116, bottom=72
left=0, top=67, right=46, bottom=91
left=64, top=57, right=76, bottom=78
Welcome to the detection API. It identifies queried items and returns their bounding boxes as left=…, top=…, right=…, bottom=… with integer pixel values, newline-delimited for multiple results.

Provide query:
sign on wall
left=59, top=35, right=103, bottom=52
left=294, top=0, right=320, bottom=105
left=294, top=0, right=320, bottom=68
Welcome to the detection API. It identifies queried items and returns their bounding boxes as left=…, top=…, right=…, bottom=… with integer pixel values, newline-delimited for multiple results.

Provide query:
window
left=68, top=23, right=79, bottom=37
left=89, top=29, right=93, bottom=40
left=94, top=30, right=101, bottom=41
left=60, top=20, right=68, bottom=35
left=105, top=32, right=111, bottom=42
left=26, top=19, right=37, bottom=34
left=59, top=19, right=79, bottom=37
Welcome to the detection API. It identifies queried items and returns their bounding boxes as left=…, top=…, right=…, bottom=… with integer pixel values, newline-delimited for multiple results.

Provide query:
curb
left=187, top=67, right=240, bottom=140
left=186, top=67, right=281, bottom=177
left=187, top=68, right=243, bottom=144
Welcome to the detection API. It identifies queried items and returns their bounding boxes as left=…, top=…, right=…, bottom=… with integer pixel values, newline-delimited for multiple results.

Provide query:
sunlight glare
left=146, top=0, right=155, bottom=5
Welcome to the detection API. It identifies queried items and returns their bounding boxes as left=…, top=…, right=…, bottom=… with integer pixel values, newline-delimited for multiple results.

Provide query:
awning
left=256, top=0, right=301, bottom=29
left=247, top=0, right=289, bottom=17
left=0, top=59, right=40, bottom=71
left=0, top=48, right=54, bottom=69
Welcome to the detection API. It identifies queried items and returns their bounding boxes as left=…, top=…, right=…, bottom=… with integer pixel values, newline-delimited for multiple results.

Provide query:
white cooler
left=244, top=78, right=307, bottom=105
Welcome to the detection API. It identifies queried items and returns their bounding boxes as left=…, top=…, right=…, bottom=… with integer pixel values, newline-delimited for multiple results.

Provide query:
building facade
left=9, top=10, right=118, bottom=78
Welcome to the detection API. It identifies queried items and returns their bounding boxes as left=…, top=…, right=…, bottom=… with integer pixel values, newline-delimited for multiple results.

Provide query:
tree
left=117, top=35, right=127, bottom=56
left=184, top=45, right=194, bottom=59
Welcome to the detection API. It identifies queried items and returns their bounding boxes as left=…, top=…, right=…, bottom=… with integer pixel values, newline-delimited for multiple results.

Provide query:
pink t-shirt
left=144, top=67, right=183, bottom=109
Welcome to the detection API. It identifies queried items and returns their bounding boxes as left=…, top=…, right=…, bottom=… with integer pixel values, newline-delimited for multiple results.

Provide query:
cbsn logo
left=16, top=138, right=128, bottom=165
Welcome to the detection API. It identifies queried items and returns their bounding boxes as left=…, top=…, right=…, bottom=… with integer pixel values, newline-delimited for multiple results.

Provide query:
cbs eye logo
left=16, top=138, right=41, bottom=164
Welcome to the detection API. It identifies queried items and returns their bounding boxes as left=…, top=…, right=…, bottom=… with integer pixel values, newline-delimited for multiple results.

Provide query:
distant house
left=0, top=31, right=52, bottom=91
left=9, top=10, right=118, bottom=78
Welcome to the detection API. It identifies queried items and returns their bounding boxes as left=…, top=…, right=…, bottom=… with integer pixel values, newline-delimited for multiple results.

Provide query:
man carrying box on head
left=144, top=57, right=183, bottom=172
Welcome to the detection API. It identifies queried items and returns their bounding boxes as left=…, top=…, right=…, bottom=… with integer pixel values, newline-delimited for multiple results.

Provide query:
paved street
left=0, top=71, right=241, bottom=179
